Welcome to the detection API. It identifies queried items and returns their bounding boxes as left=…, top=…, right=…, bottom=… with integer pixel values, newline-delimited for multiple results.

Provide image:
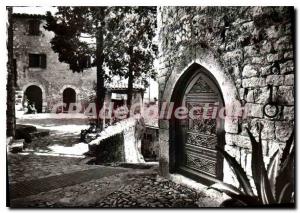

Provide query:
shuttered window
left=29, top=54, right=47, bottom=68
left=79, top=56, right=91, bottom=68
left=28, top=19, right=40, bottom=35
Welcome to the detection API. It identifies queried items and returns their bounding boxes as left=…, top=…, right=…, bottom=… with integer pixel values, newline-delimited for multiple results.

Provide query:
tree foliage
left=105, top=7, right=157, bottom=107
left=105, top=7, right=157, bottom=83
left=44, top=6, right=157, bottom=118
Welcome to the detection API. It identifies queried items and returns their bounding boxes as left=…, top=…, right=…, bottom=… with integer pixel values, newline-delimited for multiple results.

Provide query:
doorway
left=24, top=85, right=43, bottom=113
left=63, top=88, right=76, bottom=112
left=170, top=67, right=225, bottom=185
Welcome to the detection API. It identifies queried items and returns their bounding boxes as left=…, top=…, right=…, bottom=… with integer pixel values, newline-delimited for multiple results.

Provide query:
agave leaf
left=209, top=182, right=244, bottom=195
left=225, top=193, right=260, bottom=206
left=280, top=143, right=295, bottom=172
left=280, top=129, right=294, bottom=168
left=210, top=183, right=260, bottom=206
left=275, top=146, right=295, bottom=201
left=260, top=168, right=276, bottom=205
left=278, top=183, right=293, bottom=204
left=246, top=127, right=263, bottom=200
left=256, top=124, right=275, bottom=204
left=217, top=147, right=254, bottom=196
left=267, top=150, right=280, bottom=195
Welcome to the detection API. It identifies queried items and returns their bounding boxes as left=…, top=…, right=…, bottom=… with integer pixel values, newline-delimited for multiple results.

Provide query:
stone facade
left=13, top=14, right=96, bottom=113
left=13, top=13, right=144, bottom=115
left=157, top=7, right=295, bottom=187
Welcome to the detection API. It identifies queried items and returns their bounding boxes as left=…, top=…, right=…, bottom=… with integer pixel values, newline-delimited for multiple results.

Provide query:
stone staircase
left=7, top=137, right=24, bottom=153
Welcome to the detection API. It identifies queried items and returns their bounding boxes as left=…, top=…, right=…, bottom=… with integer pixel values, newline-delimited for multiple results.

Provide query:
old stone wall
left=89, top=118, right=145, bottom=163
left=89, top=132, right=125, bottom=163
left=158, top=7, right=294, bottom=186
left=13, top=15, right=98, bottom=112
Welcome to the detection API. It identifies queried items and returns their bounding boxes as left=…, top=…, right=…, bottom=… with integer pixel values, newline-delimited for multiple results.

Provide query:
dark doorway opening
left=24, top=85, right=43, bottom=113
left=141, top=127, right=159, bottom=162
left=63, top=88, right=76, bottom=112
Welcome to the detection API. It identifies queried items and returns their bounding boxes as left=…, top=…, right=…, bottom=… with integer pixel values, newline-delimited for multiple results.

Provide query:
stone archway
left=22, top=83, right=46, bottom=113
left=158, top=59, right=239, bottom=185
left=24, top=85, right=43, bottom=113
left=169, top=64, right=225, bottom=185
left=63, top=88, right=76, bottom=112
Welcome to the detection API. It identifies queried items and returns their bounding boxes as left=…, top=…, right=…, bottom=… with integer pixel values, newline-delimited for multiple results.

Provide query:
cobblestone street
left=8, top=154, right=100, bottom=184
left=8, top=117, right=221, bottom=208
left=8, top=154, right=221, bottom=208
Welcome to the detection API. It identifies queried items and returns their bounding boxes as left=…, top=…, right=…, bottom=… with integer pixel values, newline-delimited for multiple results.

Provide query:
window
left=79, top=56, right=91, bottom=68
left=28, top=19, right=40, bottom=35
left=29, top=54, right=47, bottom=68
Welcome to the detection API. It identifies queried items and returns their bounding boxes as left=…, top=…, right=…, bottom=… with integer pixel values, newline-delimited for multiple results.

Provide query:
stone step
left=9, top=139, right=25, bottom=153
left=15, top=91, right=24, bottom=101
left=16, top=124, right=37, bottom=133
left=29, top=131, right=50, bottom=139
left=15, top=100, right=23, bottom=105
left=15, top=124, right=37, bottom=143
left=118, top=162, right=158, bottom=169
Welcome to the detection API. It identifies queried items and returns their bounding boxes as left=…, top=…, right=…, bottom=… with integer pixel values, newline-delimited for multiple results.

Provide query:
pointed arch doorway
left=170, top=65, right=225, bottom=185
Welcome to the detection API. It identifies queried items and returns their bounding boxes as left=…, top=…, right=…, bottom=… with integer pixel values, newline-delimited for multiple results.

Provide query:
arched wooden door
left=63, top=88, right=76, bottom=112
left=24, top=85, right=43, bottom=113
left=174, top=71, right=225, bottom=185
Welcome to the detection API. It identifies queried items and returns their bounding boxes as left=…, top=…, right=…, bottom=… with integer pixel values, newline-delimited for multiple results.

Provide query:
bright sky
left=13, top=6, right=57, bottom=15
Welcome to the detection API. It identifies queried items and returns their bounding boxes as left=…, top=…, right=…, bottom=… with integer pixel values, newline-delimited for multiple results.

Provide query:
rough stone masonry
left=157, top=7, right=294, bottom=187
left=13, top=13, right=96, bottom=112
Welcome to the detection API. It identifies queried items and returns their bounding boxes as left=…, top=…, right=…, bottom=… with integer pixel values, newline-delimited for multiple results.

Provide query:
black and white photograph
left=4, top=2, right=296, bottom=209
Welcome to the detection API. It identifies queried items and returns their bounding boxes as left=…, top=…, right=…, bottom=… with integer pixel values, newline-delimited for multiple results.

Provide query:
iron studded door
left=178, top=73, right=224, bottom=184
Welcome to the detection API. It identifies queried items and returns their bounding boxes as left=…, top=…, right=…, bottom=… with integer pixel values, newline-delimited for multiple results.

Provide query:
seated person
left=27, top=102, right=37, bottom=114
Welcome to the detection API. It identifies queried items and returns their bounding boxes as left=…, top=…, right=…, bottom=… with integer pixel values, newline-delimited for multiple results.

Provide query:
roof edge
left=12, top=13, right=46, bottom=19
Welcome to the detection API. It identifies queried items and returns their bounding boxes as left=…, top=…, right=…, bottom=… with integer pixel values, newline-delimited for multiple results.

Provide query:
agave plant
left=210, top=124, right=294, bottom=206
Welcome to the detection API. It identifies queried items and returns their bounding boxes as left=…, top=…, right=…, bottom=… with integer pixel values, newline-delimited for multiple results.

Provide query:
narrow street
left=8, top=115, right=221, bottom=208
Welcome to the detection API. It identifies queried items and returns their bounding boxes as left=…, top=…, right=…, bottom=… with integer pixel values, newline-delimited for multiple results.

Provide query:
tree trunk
left=126, top=46, right=134, bottom=114
left=95, top=9, right=106, bottom=130
left=6, top=7, right=15, bottom=138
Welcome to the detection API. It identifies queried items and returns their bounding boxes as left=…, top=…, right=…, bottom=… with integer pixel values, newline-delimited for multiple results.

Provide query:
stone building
left=13, top=13, right=144, bottom=116
left=157, top=7, right=295, bottom=187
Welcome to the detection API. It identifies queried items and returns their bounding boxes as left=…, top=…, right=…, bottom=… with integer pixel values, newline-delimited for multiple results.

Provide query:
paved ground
left=8, top=154, right=100, bottom=184
left=8, top=116, right=221, bottom=208
left=17, top=115, right=89, bottom=152
left=10, top=166, right=128, bottom=199
left=8, top=153, right=221, bottom=208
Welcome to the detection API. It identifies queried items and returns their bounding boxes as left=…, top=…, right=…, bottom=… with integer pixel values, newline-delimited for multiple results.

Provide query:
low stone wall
left=89, top=133, right=125, bottom=163
left=88, top=118, right=145, bottom=164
